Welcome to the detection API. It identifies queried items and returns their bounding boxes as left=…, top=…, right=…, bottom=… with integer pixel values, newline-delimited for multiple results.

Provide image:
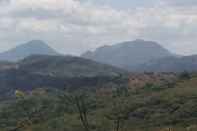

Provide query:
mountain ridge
left=0, top=54, right=128, bottom=96
left=1, top=39, right=197, bottom=73
left=17, top=54, right=127, bottom=77
left=136, top=55, right=197, bottom=72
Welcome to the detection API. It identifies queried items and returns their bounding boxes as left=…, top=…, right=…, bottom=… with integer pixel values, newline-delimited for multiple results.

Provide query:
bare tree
left=61, top=91, right=93, bottom=131
left=74, top=94, right=90, bottom=131
left=105, top=87, right=130, bottom=131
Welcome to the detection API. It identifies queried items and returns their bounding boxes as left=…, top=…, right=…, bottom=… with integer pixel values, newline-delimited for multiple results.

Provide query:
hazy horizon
left=0, top=0, right=197, bottom=55
left=0, top=39, right=192, bottom=57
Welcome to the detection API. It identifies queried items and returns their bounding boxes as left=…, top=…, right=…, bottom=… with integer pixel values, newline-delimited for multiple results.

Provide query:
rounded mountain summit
left=0, top=40, right=59, bottom=61
left=81, top=39, right=174, bottom=71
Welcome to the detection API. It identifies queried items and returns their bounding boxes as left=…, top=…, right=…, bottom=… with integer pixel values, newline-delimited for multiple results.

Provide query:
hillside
left=82, top=39, right=174, bottom=70
left=18, top=55, right=127, bottom=77
left=1, top=73, right=197, bottom=131
left=0, top=55, right=128, bottom=98
left=0, top=40, right=59, bottom=61
left=136, top=55, right=197, bottom=72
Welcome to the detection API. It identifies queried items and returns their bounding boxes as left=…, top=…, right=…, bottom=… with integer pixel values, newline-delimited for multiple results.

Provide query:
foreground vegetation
left=1, top=73, right=197, bottom=131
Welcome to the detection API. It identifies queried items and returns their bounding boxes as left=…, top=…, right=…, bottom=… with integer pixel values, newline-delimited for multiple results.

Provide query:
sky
left=0, top=0, right=197, bottom=56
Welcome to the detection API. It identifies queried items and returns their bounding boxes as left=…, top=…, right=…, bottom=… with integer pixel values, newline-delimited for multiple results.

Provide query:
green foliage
left=142, top=83, right=164, bottom=92
left=1, top=74, right=197, bottom=131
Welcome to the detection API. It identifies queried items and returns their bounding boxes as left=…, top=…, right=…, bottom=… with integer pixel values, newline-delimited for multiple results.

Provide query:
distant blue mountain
left=135, top=55, right=197, bottom=73
left=0, top=40, right=59, bottom=61
left=82, top=39, right=174, bottom=70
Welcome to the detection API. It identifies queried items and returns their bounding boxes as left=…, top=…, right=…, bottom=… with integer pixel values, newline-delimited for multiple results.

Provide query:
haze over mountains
left=1, top=39, right=197, bottom=98
left=136, top=55, right=197, bottom=72
left=0, top=40, right=59, bottom=61
left=82, top=39, right=197, bottom=72
left=0, top=39, right=197, bottom=73
left=82, top=39, right=174, bottom=70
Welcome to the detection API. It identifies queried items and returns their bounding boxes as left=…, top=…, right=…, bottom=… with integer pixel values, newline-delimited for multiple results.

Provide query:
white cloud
left=0, top=0, right=197, bottom=55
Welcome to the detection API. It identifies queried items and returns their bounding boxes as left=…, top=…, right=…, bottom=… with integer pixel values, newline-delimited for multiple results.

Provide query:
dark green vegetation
left=1, top=72, right=197, bottom=131
left=0, top=55, right=127, bottom=100
left=19, top=55, right=127, bottom=77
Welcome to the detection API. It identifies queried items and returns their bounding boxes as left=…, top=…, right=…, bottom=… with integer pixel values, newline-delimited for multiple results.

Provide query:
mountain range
left=0, top=39, right=197, bottom=72
left=0, top=54, right=127, bottom=98
left=0, top=39, right=197, bottom=97
left=82, top=39, right=197, bottom=72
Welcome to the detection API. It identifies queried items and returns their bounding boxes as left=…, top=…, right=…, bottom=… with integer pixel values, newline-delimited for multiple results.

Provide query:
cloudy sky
left=0, top=0, right=197, bottom=55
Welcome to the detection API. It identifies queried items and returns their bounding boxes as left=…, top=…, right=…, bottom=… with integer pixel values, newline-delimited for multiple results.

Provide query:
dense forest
left=1, top=72, right=197, bottom=131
